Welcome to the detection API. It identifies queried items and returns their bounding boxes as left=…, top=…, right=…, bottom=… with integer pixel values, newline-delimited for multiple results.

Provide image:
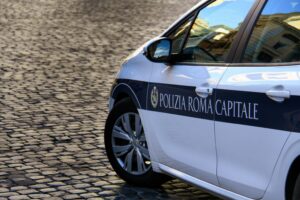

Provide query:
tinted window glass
left=168, top=16, right=194, bottom=54
left=180, top=0, right=255, bottom=63
left=243, top=0, right=300, bottom=63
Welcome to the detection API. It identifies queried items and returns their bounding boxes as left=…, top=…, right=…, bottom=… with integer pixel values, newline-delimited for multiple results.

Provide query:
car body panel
left=146, top=63, right=227, bottom=185
left=262, top=133, right=300, bottom=200
left=215, top=66, right=300, bottom=199
left=107, top=0, right=300, bottom=199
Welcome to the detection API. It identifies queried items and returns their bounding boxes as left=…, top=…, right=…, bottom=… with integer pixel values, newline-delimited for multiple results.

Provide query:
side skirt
left=158, top=163, right=254, bottom=200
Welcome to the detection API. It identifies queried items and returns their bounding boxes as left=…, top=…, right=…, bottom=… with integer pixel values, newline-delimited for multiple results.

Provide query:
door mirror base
left=144, top=38, right=172, bottom=63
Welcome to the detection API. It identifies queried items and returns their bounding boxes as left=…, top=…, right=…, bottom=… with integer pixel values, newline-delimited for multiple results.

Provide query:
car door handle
left=195, top=87, right=213, bottom=98
left=266, top=90, right=290, bottom=103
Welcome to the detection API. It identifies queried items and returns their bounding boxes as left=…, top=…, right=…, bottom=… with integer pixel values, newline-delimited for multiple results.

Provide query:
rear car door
left=140, top=0, right=257, bottom=186
left=215, top=0, right=300, bottom=198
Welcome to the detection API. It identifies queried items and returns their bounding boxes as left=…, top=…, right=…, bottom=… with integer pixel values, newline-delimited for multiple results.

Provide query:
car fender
left=263, top=133, right=300, bottom=200
left=110, top=83, right=143, bottom=111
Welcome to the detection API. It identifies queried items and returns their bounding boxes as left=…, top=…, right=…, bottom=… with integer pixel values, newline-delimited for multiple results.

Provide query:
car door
left=140, top=0, right=257, bottom=185
left=215, top=0, right=300, bottom=199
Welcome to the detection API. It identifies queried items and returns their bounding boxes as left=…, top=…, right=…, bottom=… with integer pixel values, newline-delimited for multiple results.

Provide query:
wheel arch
left=286, top=155, right=300, bottom=200
left=111, top=83, right=142, bottom=110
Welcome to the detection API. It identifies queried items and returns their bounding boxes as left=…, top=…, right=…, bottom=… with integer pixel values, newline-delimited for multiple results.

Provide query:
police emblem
left=151, top=86, right=159, bottom=108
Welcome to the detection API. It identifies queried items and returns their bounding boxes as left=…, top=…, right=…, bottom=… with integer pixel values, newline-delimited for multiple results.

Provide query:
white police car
left=104, top=0, right=300, bottom=199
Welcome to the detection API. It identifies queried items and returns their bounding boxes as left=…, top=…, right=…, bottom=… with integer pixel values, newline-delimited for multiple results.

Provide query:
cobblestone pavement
left=0, top=0, right=222, bottom=199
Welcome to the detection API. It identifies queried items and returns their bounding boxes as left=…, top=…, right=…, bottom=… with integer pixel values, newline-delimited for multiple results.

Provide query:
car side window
left=179, top=0, right=256, bottom=64
left=242, top=0, right=300, bottom=63
left=168, top=16, right=194, bottom=54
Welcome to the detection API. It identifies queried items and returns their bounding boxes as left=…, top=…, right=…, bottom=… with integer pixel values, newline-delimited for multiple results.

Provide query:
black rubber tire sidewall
left=292, top=174, right=300, bottom=200
left=104, top=98, right=170, bottom=187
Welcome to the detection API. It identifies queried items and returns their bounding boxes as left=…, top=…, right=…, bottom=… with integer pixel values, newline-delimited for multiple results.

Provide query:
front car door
left=216, top=0, right=300, bottom=198
left=140, top=0, right=257, bottom=186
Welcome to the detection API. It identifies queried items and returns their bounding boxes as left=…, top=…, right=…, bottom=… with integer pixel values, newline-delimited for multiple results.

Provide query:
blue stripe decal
left=116, top=79, right=300, bottom=133
left=147, top=82, right=214, bottom=121
left=115, top=79, right=148, bottom=109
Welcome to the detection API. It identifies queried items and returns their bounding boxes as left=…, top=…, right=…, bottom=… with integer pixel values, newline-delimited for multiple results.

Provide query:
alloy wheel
left=111, top=112, right=151, bottom=175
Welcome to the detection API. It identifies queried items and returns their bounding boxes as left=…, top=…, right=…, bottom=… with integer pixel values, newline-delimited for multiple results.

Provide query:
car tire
left=292, top=174, right=300, bottom=200
left=104, top=97, right=171, bottom=187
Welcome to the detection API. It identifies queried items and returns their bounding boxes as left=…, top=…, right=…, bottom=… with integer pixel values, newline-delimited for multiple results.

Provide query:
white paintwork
left=111, top=51, right=300, bottom=199
left=262, top=133, right=300, bottom=200
left=215, top=122, right=289, bottom=199
left=158, top=163, right=253, bottom=200
left=137, top=109, right=162, bottom=172
left=119, top=51, right=153, bottom=82
left=219, top=65, right=300, bottom=95
left=147, top=62, right=227, bottom=185
left=113, top=53, right=300, bottom=200
left=107, top=0, right=300, bottom=199
left=141, top=110, right=217, bottom=184
left=215, top=65, right=300, bottom=199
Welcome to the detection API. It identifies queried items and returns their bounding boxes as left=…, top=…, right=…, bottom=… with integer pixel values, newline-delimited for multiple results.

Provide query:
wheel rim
left=112, top=112, right=151, bottom=175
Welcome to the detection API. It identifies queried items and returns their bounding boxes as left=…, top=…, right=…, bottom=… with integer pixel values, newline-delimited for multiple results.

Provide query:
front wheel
left=104, top=98, right=170, bottom=187
left=292, top=174, right=300, bottom=200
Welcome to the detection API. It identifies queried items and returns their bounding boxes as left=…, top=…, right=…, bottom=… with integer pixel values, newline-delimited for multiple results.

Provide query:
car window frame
left=163, top=0, right=262, bottom=66
left=167, top=12, right=198, bottom=55
left=232, top=0, right=300, bottom=66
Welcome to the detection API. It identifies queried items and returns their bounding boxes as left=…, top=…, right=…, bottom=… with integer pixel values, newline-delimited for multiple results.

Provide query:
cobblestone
left=0, top=0, right=222, bottom=199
